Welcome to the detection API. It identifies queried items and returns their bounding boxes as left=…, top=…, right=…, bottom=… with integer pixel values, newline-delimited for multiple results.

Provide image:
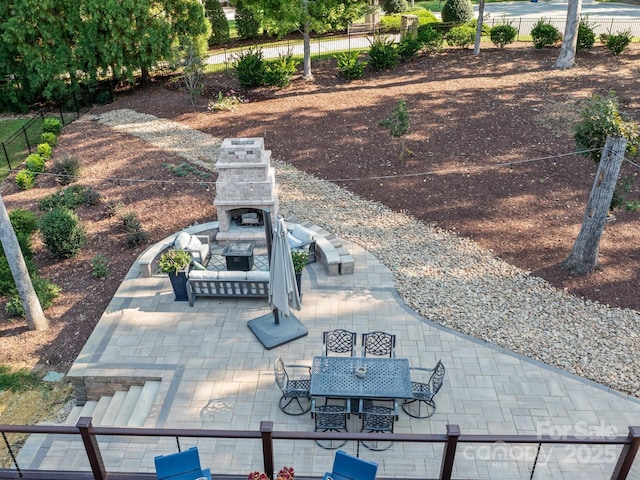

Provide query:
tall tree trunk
left=554, top=0, right=582, bottom=69
left=0, top=194, right=49, bottom=331
left=473, top=0, right=485, bottom=55
left=302, top=16, right=313, bottom=79
left=561, top=136, right=626, bottom=275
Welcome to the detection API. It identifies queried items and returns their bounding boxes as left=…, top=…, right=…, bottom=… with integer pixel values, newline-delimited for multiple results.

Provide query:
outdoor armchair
left=274, top=356, right=311, bottom=415
left=401, top=360, right=446, bottom=418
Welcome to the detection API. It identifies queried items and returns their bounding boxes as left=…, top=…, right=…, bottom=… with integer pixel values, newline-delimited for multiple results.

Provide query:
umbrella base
left=247, top=313, right=308, bottom=349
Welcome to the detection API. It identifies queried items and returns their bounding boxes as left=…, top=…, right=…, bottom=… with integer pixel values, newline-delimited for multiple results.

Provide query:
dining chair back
left=312, top=398, right=351, bottom=450
left=322, top=329, right=357, bottom=356
left=274, top=356, right=312, bottom=415
left=361, top=331, right=396, bottom=358
left=322, top=449, right=378, bottom=480
left=154, top=446, right=211, bottom=480
left=359, top=399, right=398, bottom=451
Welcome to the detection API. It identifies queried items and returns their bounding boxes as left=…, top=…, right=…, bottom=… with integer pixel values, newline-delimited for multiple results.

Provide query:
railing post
left=77, top=417, right=106, bottom=480
left=611, top=426, right=640, bottom=480
left=439, top=424, right=460, bottom=480
left=260, top=421, right=275, bottom=480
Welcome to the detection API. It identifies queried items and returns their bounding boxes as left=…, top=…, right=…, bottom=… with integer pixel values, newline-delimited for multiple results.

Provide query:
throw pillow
left=174, top=232, right=191, bottom=249
left=292, top=225, right=313, bottom=243
left=185, top=235, right=202, bottom=252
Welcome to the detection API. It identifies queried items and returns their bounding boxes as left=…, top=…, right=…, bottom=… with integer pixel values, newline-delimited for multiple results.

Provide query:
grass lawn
left=0, top=119, right=30, bottom=143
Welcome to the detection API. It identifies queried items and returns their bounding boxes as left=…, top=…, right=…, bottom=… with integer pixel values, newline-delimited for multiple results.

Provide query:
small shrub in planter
left=91, top=254, right=109, bottom=279
left=577, top=16, right=596, bottom=51
left=234, top=47, right=265, bottom=88
left=52, top=155, right=80, bottom=185
left=5, top=276, right=61, bottom=318
left=606, top=29, right=632, bottom=55
left=25, top=153, right=45, bottom=173
left=441, top=0, right=473, bottom=24
left=531, top=18, right=562, bottom=49
left=445, top=25, right=475, bottom=49
left=42, top=118, right=62, bottom=135
left=159, top=248, right=192, bottom=274
left=368, top=35, right=399, bottom=71
left=39, top=207, right=87, bottom=258
left=397, top=33, right=423, bottom=61
left=417, top=24, right=444, bottom=54
left=263, top=52, right=299, bottom=87
left=490, top=23, right=518, bottom=48
left=335, top=51, right=367, bottom=80
left=9, top=208, right=39, bottom=236
left=36, top=143, right=52, bottom=159
left=15, top=169, right=35, bottom=190
left=41, top=132, right=58, bottom=147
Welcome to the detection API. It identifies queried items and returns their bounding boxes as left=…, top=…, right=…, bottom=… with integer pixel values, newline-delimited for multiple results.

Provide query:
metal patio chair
left=311, top=398, right=351, bottom=449
left=359, top=399, right=398, bottom=451
left=274, top=356, right=311, bottom=415
left=401, top=360, right=446, bottom=419
left=361, top=331, right=396, bottom=358
left=322, top=329, right=357, bottom=357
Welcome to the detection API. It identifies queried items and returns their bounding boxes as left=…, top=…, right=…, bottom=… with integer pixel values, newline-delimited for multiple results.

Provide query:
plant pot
left=295, top=272, right=302, bottom=297
left=168, top=269, right=189, bottom=301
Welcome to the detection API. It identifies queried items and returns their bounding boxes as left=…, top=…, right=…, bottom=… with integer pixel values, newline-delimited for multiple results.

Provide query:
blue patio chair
left=154, top=446, right=211, bottom=480
left=323, top=449, right=378, bottom=480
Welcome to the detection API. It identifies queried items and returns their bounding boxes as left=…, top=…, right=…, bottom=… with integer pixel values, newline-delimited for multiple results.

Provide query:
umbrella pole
left=273, top=308, right=280, bottom=325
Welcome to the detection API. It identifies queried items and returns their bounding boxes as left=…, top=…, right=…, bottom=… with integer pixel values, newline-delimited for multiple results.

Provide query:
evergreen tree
left=441, top=0, right=473, bottom=24
left=205, top=0, right=230, bottom=46
left=235, top=0, right=261, bottom=39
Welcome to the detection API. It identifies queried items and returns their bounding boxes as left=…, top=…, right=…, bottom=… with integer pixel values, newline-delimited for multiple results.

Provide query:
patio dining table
left=309, top=356, right=413, bottom=400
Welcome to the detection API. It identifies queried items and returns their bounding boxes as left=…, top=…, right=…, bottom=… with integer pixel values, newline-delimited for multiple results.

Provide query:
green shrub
left=606, top=29, right=632, bottom=55
left=234, top=47, right=265, bottom=88
left=574, top=92, right=639, bottom=164
left=36, top=143, right=52, bottom=159
left=490, top=23, right=518, bottom=48
left=397, top=33, right=423, bottom=61
left=9, top=209, right=39, bottom=236
left=417, top=24, right=445, bottom=54
left=441, top=0, right=473, bottom=24
left=120, top=211, right=149, bottom=247
left=5, top=276, right=61, bottom=318
left=15, top=169, right=35, bottom=190
left=41, top=132, right=58, bottom=147
left=206, top=0, right=230, bottom=46
left=235, top=0, right=261, bottom=39
left=531, top=18, right=562, bottom=49
left=577, top=16, right=596, bottom=51
left=91, top=254, right=109, bottom=279
left=42, top=117, right=62, bottom=135
left=380, top=8, right=438, bottom=32
left=381, top=0, right=408, bottom=14
left=335, top=51, right=368, bottom=80
left=445, top=25, right=475, bottom=48
left=25, top=153, right=45, bottom=173
left=39, top=207, right=87, bottom=258
left=52, top=156, right=80, bottom=185
left=263, top=52, right=299, bottom=87
left=38, top=185, right=99, bottom=211
left=0, top=255, right=37, bottom=296
left=368, top=35, right=399, bottom=71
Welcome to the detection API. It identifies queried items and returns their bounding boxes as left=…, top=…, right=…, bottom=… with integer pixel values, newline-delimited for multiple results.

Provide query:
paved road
left=479, top=0, right=640, bottom=18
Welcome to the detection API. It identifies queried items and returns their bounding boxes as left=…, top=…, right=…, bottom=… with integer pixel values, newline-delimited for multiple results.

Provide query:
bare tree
left=0, top=194, right=48, bottom=330
left=473, top=0, right=486, bottom=55
left=554, top=0, right=582, bottom=69
left=561, top=136, right=627, bottom=275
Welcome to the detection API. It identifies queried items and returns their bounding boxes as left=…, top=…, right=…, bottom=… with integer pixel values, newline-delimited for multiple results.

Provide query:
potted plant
left=291, top=250, right=309, bottom=296
left=159, top=248, right=192, bottom=301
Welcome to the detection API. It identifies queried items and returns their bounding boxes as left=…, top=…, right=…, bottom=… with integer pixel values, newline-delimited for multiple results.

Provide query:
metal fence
left=204, top=16, right=640, bottom=72
left=0, top=80, right=114, bottom=173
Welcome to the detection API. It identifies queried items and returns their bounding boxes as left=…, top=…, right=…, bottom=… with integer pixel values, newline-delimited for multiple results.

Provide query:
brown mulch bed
left=1, top=43, right=639, bottom=373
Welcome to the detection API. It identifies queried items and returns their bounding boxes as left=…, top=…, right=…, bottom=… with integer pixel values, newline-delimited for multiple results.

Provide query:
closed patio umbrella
left=248, top=214, right=307, bottom=349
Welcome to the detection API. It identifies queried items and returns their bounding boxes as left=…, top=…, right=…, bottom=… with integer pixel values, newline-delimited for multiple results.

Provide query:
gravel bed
left=94, top=110, right=640, bottom=398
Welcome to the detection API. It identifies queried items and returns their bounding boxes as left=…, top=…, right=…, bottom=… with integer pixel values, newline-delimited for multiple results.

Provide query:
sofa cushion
left=218, top=271, right=247, bottom=280
left=246, top=271, right=270, bottom=282
left=292, top=225, right=313, bottom=243
left=188, top=270, right=218, bottom=280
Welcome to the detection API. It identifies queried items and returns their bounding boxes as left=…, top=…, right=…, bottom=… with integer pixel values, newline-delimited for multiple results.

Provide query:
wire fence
left=0, top=80, right=115, bottom=173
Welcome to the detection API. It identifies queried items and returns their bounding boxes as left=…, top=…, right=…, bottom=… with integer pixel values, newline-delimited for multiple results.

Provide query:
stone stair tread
left=128, top=381, right=161, bottom=427
left=113, top=386, right=143, bottom=426
left=100, top=390, right=127, bottom=426
left=63, top=405, right=84, bottom=426
left=77, top=401, right=98, bottom=421
left=91, top=396, right=113, bottom=425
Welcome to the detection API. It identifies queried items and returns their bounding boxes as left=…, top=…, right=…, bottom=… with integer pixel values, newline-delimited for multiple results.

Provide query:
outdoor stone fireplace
left=214, top=137, right=278, bottom=244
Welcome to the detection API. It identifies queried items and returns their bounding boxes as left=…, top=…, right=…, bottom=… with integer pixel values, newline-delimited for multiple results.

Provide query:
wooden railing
left=1, top=419, right=639, bottom=480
